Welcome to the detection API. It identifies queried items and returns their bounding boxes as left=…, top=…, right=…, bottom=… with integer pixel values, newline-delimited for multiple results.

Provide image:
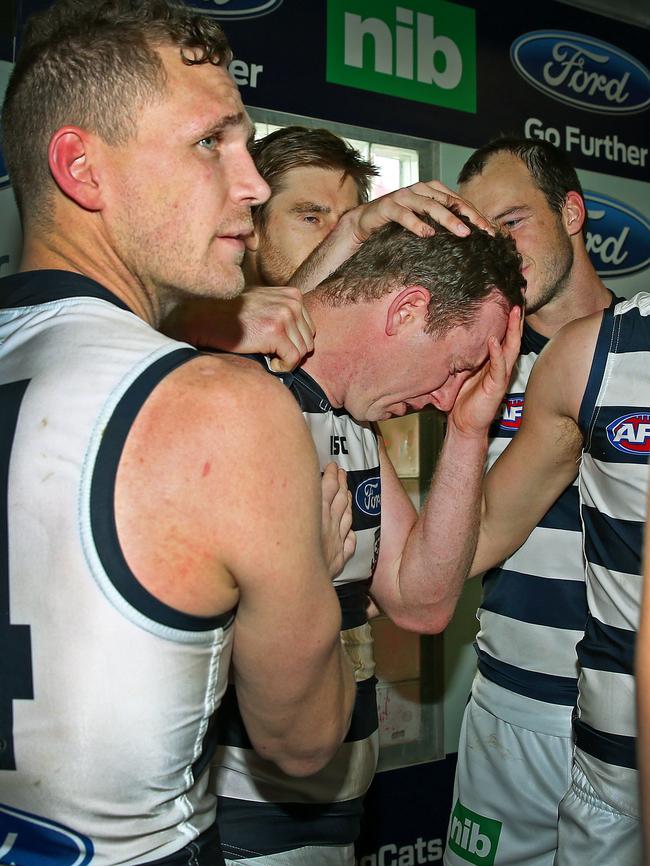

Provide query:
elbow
left=259, top=720, right=349, bottom=778
left=388, top=601, right=457, bottom=635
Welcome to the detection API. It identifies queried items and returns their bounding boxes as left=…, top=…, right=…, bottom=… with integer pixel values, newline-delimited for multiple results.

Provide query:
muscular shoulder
left=115, top=353, right=320, bottom=617
left=528, top=310, right=603, bottom=424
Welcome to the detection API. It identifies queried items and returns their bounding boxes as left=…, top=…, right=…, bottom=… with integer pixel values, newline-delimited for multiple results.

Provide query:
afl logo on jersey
left=498, top=393, right=525, bottom=431
left=0, top=803, right=94, bottom=866
left=606, top=412, right=650, bottom=453
left=355, top=476, right=381, bottom=517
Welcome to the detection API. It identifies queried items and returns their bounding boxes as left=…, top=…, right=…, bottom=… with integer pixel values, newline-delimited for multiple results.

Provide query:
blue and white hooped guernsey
left=0, top=270, right=234, bottom=866
left=575, top=292, right=650, bottom=816
left=473, top=321, right=589, bottom=736
left=211, top=356, right=380, bottom=860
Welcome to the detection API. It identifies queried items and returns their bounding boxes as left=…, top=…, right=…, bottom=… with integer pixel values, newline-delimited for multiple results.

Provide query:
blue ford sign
left=511, top=31, right=650, bottom=115
left=585, top=191, right=650, bottom=278
left=185, top=0, right=283, bottom=19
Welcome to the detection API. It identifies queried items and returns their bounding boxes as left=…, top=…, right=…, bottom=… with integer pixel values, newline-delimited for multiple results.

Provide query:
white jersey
left=0, top=270, right=234, bottom=865
left=212, top=358, right=380, bottom=859
left=575, top=293, right=650, bottom=816
left=474, top=322, right=588, bottom=735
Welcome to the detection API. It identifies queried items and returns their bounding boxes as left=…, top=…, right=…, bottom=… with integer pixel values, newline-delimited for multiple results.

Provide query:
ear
left=562, top=191, right=586, bottom=237
left=48, top=126, right=104, bottom=212
left=385, top=286, right=431, bottom=336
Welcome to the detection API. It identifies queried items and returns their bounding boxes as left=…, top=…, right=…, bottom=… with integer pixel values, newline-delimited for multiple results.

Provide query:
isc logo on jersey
left=498, top=393, right=524, bottom=431
left=355, top=476, right=381, bottom=516
left=606, top=412, right=650, bottom=453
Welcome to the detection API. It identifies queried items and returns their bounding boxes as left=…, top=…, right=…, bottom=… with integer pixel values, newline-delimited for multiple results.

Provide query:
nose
left=231, top=147, right=271, bottom=207
left=429, top=374, right=468, bottom=413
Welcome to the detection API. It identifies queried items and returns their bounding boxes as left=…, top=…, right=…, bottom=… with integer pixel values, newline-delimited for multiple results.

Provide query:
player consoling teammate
left=0, top=2, right=360, bottom=863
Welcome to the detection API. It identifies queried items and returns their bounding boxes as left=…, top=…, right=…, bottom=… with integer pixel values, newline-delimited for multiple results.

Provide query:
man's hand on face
left=162, top=286, right=315, bottom=372
left=345, top=179, right=496, bottom=247
left=321, top=463, right=356, bottom=581
left=447, top=305, right=523, bottom=440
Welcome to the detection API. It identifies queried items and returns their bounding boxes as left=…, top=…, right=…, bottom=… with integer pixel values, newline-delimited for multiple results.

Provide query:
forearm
left=291, top=210, right=362, bottom=293
left=386, top=422, right=489, bottom=633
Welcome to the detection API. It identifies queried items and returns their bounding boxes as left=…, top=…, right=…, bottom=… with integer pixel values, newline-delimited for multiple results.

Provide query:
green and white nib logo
left=447, top=800, right=502, bottom=866
left=326, top=0, right=476, bottom=113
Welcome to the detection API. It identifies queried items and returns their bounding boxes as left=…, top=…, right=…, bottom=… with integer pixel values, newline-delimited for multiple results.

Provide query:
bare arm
left=161, top=285, right=315, bottom=372
left=115, top=355, right=355, bottom=776
left=292, top=180, right=494, bottom=293
left=637, top=485, right=650, bottom=855
left=370, top=308, right=521, bottom=633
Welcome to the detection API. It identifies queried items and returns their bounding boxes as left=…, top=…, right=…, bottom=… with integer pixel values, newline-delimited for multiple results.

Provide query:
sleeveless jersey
left=212, top=358, right=380, bottom=857
left=474, top=322, right=588, bottom=735
left=0, top=271, right=235, bottom=865
left=574, top=293, right=650, bottom=816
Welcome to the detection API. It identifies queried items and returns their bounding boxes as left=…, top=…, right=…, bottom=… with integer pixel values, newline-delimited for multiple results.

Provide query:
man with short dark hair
left=212, top=215, right=524, bottom=866
left=0, top=2, right=359, bottom=863
left=440, top=137, right=615, bottom=866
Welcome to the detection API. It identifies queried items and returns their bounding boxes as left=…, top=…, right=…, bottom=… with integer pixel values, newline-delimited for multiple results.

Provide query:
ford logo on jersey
left=185, top=0, right=283, bottom=19
left=355, top=476, right=381, bottom=517
left=510, top=31, right=650, bottom=114
left=585, top=192, right=650, bottom=278
left=0, top=803, right=94, bottom=866
left=498, top=393, right=524, bottom=431
left=606, top=412, right=650, bottom=454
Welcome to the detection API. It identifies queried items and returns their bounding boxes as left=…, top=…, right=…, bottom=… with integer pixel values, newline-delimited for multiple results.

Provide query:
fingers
left=261, top=286, right=315, bottom=372
left=320, top=464, right=355, bottom=579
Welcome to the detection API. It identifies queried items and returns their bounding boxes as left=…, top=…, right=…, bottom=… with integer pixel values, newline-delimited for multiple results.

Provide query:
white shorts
left=225, top=844, right=354, bottom=865
left=554, top=762, right=641, bottom=866
left=444, top=696, right=572, bottom=866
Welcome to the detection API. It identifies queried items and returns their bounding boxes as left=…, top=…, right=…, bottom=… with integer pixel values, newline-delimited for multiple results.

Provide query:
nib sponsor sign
left=327, top=0, right=476, bottom=113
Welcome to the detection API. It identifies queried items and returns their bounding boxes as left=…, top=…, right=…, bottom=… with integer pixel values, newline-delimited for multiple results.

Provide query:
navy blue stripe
left=144, top=821, right=225, bottom=866
left=574, top=718, right=636, bottom=770
left=579, top=307, right=612, bottom=433
left=585, top=406, right=650, bottom=465
left=90, top=348, right=235, bottom=632
left=608, top=305, right=650, bottom=354
left=336, top=580, right=371, bottom=630
left=481, top=569, right=588, bottom=631
left=0, top=270, right=131, bottom=311
left=577, top=615, right=636, bottom=676
left=217, top=793, right=365, bottom=855
left=582, top=505, right=643, bottom=577
left=537, top=483, right=582, bottom=532
left=476, top=648, right=578, bottom=705
left=347, top=468, right=381, bottom=532
left=218, top=675, right=378, bottom=750
left=521, top=323, right=548, bottom=356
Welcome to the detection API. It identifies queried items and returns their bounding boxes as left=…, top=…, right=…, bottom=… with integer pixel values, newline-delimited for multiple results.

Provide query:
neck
left=20, top=217, right=162, bottom=326
left=526, top=244, right=612, bottom=338
left=300, top=295, right=355, bottom=410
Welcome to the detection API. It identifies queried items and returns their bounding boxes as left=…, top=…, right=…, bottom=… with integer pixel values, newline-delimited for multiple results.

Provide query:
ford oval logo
left=355, top=476, right=381, bottom=517
left=511, top=30, right=650, bottom=115
left=0, top=803, right=94, bottom=866
left=585, top=191, right=650, bottom=278
left=185, top=0, right=283, bottom=20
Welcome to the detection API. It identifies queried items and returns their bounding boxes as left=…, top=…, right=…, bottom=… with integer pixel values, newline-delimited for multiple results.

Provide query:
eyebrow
left=492, top=204, right=530, bottom=222
left=197, top=111, right=253, bottom=140
left=290, top=202, right=333, bottom=215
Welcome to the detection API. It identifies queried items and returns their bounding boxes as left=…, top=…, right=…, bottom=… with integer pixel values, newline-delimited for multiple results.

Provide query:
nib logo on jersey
left=606, top=412, right=650, bottom=454
left=0, top=803, right=94, bottom=866
left=511, top=30, right=650, bottom=114
left=497, top=393, right=524, bottom=432
left=183, top=0, right=283, bottom=19
left=585, top=192, right=650, bottom=278
left=447, top=801, right=501, bottom=866
left=326, top=0, right=476, bottom=112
